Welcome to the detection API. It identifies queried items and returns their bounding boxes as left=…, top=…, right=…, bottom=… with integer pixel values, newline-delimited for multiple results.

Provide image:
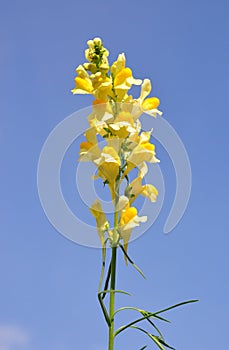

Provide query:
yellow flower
left=71, top=65, right=94, bottom=94
left=127, top=176, right=158, bottom=204
left=90, top=200, right=109, bottom=246
left=71, top=76, right=93, bottom=94
left=136, top=79, right=162, bottom=117
left=114, top=67, right=142, bottom=90
left=79, top=127, right=100, bottom=161
left=123, top=137, right=159, bottom=178
left=109, top=53, right=142, bottom=102
left=142, top=184, right=158, bottom=202
left=109, top=111, right=136, bottom=138
left=110, top=53, right=126, bottom=76
left=119, top=203, right=147, bottom=259
left=120, top=206, right=138, bottom=225
left=85, top=37, right=109, bottom=68
left=94, top=146, right=121, bottom=200
left=142, top=97, right=160, bottom=111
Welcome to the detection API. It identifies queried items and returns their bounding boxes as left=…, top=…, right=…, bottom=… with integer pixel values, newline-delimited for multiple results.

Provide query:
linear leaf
left=154, top=300, right=199, bottom=316
left=114, top=306, right=170, bottom=323
left=115, top=311, right=166, bottom=337
left=98, top=245, right=107, bottom=293
left=154, top=337, right=175, bottom=350
left=131, top=326, right=165, bottom=350
left=98, top=289, right=131, bottom=297
left=97, top=293, right=110, bottom=327
left=119, top=244, right=146, bottom=278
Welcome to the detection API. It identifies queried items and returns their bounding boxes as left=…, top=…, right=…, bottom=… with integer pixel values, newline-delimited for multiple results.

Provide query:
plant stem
left=108, top=183, right=119, bottom=350
left=108, top=246, right=117, bottom=350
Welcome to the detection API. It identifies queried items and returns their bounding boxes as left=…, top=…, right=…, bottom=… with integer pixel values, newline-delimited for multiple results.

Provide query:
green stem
left=108, top=180, right=119, bottom=350
left=108, top=246, right=117, bottom=350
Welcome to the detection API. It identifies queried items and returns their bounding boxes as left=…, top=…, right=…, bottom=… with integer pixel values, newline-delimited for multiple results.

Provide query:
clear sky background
left=1, top=0, right=229, bottom=349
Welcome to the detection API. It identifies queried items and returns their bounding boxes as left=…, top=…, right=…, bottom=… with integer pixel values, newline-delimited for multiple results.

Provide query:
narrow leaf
left=155, top=337, right=175, bottom=350
left=98, top=289, right=131, bottom=297
left=115, top=312, right=165, bottom=337
left=146, top=318, right=164, bottom=340
left=98, top=245, right=107, bottom=293
left=114, top=306, right=170, bottom=323
left=119, top=244, right=146, bottom=278
left=154, top=300, right=199, bottom=316
left=131, top=326, right=165, bottom=350
left=101, top=262, right=111, bottom=299
left=97, top=293, right=111, bottom=327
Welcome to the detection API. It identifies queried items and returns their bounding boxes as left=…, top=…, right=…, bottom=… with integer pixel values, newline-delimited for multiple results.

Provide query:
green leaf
left=131, top=326, right=165, bottom=350
left=132, top=263, right=146, bottom=279
left=154, top=300, right=199, bottom=316
left=98, top=289, right=131, bottom=297
left=152, top=314, right=171, bottom=323
left=149, top=335, right=165, bottom=350
left=145, top=318, right=164, bottom=340
left=119, top=244, right=146, bottom=279
left=101, top=262, right=111, bottom=299
left=97, top=293, right=111, bottom=327
left=115, top=311, right=166, bottom=337
left=98, top=245, right=107, bottom=293
left=139, top=346, right=147, bottom=350
left=114, top=306, right=170, bottom=323
left=154, top=337, right=175, bottom=350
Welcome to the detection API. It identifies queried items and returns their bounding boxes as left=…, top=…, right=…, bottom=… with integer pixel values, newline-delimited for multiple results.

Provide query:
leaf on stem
left=119, top=244, right=146, bottom=279
left=131, top=326, right=175, bottom=350
left=98, top=289, right=131, bottom=297
left=114, top=311, right=168, bottom=337
left=153, top=300, right=199, bottom=316
left=101, top=261, right=111, bottom=299
left=114, top=306, right=170, bottom=323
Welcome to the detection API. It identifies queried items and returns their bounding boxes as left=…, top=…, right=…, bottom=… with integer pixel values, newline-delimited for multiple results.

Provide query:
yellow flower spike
left=90, top=200, right=109, bottom=246
left=142, top=97, right=160, bottom=111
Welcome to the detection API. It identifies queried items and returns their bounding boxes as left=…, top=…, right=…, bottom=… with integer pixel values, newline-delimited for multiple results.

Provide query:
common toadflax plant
left=72, top=37, right=197, bottom=350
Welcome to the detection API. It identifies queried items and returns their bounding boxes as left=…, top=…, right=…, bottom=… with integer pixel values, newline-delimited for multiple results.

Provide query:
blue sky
left=1, top=0, right=229, bottom=349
